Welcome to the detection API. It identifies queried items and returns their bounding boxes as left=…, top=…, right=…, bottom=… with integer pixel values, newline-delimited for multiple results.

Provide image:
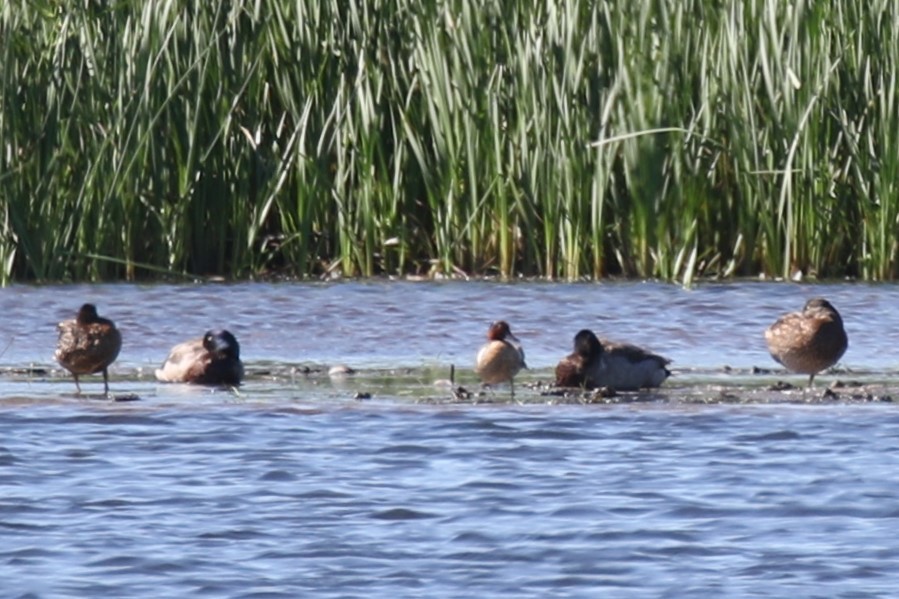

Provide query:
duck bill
left=211, top=336, right=234, bottom=355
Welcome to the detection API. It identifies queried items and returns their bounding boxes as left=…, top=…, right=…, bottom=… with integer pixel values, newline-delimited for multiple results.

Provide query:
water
left=2, top=281, right=899, bottom=597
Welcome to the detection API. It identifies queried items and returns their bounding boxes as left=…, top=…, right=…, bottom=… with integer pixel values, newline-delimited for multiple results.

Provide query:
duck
left=55, top=303, right=122, bottom=395
left=155, top=329, right=244, bottom=386
left=764, top=298, right=848, bottom=386
left=555, top=329, right=670, bottom=391
left=475, top=320, right=527, bottom=398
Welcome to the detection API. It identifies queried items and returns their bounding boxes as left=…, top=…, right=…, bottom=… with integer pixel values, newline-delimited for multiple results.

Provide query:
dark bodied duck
left=55, top=303, right=122, bottom=395
left=475, top=320, right=527, bottom=398
left=764, top=298, right=848, bottom=387
left=155, top=329, right=244, bottom=386
left=555, top=329, right=670, bottom=391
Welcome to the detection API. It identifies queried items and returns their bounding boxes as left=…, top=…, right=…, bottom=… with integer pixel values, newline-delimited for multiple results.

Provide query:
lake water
left=2, top=280, right=899, bottom=597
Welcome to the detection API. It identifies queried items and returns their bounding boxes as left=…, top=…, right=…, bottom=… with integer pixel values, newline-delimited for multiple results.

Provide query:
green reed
left=2, top=0, right=899, bottom=284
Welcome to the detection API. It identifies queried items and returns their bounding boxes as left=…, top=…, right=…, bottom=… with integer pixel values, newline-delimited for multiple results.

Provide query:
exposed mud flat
left=2, top=363, right=896, bottom=407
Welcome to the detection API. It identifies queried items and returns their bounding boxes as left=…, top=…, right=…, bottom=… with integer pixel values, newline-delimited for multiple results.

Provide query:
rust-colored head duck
left=475, top=320, right=527, bottom=397
left=765, top=298, right=848, bottom=386
left=55, top=303, right=122, bottom=395
left=155, top=329, right=244, bottom=386
left=555, top=329, right=670, bottom=391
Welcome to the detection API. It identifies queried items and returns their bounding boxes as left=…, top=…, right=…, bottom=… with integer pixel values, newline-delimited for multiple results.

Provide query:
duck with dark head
left=155, top=329, right=244, bottom=386
left=555, top=329, right=670, bottom=391
left=55, top=303, right=122, bottom=395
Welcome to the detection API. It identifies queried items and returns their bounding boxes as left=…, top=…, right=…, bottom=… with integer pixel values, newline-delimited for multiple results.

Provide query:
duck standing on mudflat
left=555, top=329, right=670, bottom=391
left=155, top=329, right=244, bottom=386
left=55, top=303, right=122, bottom=395
left=764, top=298, right=848, bottom=387
left=475, top=320, right=527, bottom=398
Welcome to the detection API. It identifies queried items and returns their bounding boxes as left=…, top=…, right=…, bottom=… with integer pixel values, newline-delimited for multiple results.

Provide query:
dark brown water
left=1, top=281, right=898, bottom=597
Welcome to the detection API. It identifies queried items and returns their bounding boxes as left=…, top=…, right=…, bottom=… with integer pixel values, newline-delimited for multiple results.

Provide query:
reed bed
left=2, top=0, right=898, bottom=285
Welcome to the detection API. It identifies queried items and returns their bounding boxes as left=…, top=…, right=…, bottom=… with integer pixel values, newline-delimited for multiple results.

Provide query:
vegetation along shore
left=2, top=0, right=897, bottom=285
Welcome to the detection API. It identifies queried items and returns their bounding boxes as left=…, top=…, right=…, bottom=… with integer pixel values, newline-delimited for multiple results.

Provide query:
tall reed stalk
left=2, top=0, right=898, bottom=284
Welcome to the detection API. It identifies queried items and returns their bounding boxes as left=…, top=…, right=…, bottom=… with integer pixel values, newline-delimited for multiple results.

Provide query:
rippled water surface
left=2, top=281, right=899, bottom=597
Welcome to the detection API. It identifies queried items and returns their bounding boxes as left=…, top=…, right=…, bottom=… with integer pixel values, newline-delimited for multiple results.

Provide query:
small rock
left=328, top=364, right=355, bottom=377
left=829, top=379, right=864, bottom=389
left=769, top=381, right=795, bottom=391
left=821, top=388, right=839, bottom=400
left=113, top=394, right=141, bottom=402
left=451, top=386, right=472, bottom=401
left=717, top=390, right=741, bottom=402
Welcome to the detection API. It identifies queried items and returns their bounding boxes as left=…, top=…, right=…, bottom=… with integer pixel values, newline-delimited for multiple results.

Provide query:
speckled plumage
left=475, top=321, right=527, bottom=397
left=765, top=298, right=848, bottom=386
left=155, top=330, right=244, bottom=386
left=555, top=329, right=670, bottom=391
left=55, top=304, right=122, bottom=394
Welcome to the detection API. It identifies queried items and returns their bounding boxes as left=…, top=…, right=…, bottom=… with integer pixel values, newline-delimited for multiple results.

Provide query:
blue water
left=1, top=281, right=899, bottom=597
left=3, top=403, right=899, bottom=598
left=3, top=279, right=899, bottom=373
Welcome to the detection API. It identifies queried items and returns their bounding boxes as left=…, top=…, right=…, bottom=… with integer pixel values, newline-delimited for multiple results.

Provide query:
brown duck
left=475, top=320, right=527, bottom=398
left=55, top=303, right=122, bottom=395
left=764, top=298, right=848, bottom=386
left=155, top=330, right=244, bottom=386
left=555, top=329, right=670, bottom=391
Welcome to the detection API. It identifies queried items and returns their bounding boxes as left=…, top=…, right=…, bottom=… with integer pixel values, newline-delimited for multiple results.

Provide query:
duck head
left=573, top=329, right=603, bottom=358
left=76, top=303, right=100, bottom=324
left=202, top=329, right=241, bottom=359
left=487, top=320, right=519, bottom=343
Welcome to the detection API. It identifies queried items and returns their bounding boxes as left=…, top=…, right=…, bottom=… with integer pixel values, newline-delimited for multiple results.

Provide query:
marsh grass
left=2, top=0, right=899, bottom=285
